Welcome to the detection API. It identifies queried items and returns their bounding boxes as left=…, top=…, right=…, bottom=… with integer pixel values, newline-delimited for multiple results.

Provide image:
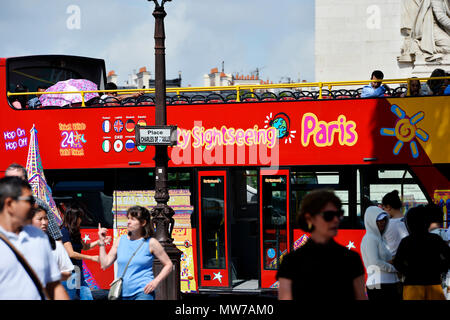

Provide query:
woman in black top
left=277, top=189, right=366, bottom=300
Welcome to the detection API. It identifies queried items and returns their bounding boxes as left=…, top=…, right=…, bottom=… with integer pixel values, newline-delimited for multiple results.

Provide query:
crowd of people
left=361, top=68, right=450, bottom=98
left=0, top=163, right=172, bottom=300
left=1, top=162, right=449, bottom=301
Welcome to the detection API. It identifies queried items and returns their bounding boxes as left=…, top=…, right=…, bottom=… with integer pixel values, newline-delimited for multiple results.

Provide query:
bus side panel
left=191, top=227, right=199, bottom=293
left=2, top=97, right=449, bottom=172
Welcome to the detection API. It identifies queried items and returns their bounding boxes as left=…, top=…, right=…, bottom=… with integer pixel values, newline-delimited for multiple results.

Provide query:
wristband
left=98, top=243, right=105, bottom=247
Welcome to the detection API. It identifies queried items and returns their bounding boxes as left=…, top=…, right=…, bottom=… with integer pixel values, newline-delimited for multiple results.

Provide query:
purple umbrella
left=39, top=79, right=99, bottom=107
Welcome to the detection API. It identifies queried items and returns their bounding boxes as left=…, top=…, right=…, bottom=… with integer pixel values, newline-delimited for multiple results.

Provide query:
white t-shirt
left=53, top=240, right=74, bottom=274
left=0, top=225, right=61, bottom=300
left=383, top=217, right=409, bottom=257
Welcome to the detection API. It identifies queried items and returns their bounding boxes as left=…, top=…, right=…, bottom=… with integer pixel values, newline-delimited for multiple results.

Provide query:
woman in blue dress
left=98, top=206, right=173, bottom=300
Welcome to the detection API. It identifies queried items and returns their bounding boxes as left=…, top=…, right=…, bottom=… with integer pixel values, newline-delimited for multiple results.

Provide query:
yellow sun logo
left=380, top=104, right=429, bottom=159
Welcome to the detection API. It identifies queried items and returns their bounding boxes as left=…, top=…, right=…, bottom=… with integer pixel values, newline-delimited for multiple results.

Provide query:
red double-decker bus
left=1, top=55, right=449, bottom=296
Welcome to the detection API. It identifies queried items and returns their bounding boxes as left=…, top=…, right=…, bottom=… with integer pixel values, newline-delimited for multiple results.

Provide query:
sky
left=0, top=0, right=315, bottom=87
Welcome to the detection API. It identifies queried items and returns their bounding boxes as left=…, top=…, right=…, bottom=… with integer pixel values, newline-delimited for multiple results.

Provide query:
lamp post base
left=153, top=242, right=182, bottom=300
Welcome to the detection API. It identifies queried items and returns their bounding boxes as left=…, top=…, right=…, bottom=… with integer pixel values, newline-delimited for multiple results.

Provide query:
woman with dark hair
left=98, top=206, right=173, bottom=300
left=382, top=190, right=408, bottom=257
left=277, top=189, right=366, bottom=300
left=30, top=205, right=74, bottom=281
left=361, top=206, right=401, bottom=300
left=60, top=204, right=109, bottom=300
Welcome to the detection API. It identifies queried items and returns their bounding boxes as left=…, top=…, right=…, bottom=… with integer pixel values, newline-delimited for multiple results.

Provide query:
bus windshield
left=6, top=55, right=106, bottom=94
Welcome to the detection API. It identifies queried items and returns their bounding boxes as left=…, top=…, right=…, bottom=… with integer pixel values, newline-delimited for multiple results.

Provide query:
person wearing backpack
left=394, top=205, right=450, bottom=300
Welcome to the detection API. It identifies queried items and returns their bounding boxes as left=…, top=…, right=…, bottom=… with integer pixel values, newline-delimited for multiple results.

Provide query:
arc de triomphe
left=315, top=0, right=450, bottom=81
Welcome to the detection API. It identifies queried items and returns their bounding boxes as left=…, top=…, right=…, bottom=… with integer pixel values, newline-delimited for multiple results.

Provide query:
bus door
left=197, top=171, right=230, bottom=287
left=259, top=169, right=290, bottom=288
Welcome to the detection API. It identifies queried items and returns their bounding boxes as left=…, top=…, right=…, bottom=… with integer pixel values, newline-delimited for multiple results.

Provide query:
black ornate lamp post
left=149, top=0, right=181, bottom=300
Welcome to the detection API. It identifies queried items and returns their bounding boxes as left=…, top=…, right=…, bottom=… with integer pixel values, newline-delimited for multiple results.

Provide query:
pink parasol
left=39, top=78, right=99, bottom=107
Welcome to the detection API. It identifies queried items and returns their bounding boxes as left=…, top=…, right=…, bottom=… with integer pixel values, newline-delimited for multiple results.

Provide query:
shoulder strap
left=0, top=231, right=49, bottom=300
left=120, top=238, right=146, bottom=278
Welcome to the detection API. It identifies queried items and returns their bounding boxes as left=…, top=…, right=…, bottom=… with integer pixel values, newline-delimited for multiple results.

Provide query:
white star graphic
left=346, top=241, right=356, bottom=250
left=83, top=234, right=91, bottom=242
left=212, top=272, right=223, bottom=283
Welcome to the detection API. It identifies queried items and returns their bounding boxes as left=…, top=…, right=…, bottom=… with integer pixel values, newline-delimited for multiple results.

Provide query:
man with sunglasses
left=0, top=176, right=69, bottom=300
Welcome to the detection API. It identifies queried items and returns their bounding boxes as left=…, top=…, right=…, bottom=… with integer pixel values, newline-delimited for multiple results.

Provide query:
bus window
left=316, top=172, right=339, bottom=184
left=168, top=170, right=192, bottom=191
left=115, top=168, right=155, bottom=191
left=230, top=169, right=259, bottom=281
left=316, top=173, right=349, bottom=217
left=52, top=180, right=113, bottom=228
left=6, top=55, right=106, bottom=109
left=378, top=170, right=413, bottom=179
left=246, top=170, right=258, bottom=204
left=262, top=175, right=287, bottom=270
left=46, top=169, right=115, bottom=229
left=169, top=170, right=195, bottom=227
left=335, top=190, right=349, bottom=218
left=357, top=169, right=363, bottom=217
left=289, top=169, right=359, bottom=229
left=9, top=66, right=82, bottom=94
left=230, top=169, right=258, bottom=217
left=200, top=176, right=226, bottom=269
left=358, top=168, right=428, bottom=216
left=291, top=171, right=350, bottom=216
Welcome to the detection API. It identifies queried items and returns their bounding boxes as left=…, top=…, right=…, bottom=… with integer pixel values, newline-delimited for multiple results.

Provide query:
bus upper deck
left=1, top=54, right=449, bottom=293
left=4, top=54, right=450, bottom=105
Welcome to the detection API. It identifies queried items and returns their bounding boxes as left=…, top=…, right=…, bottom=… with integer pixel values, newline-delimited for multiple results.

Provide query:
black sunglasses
left=16, top=196, right=36, bottom=206
left=319, top=210, right=344, bottom=222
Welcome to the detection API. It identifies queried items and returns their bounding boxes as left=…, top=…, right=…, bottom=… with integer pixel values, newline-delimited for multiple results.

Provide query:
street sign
left=135, top=125, right=177, bottom=146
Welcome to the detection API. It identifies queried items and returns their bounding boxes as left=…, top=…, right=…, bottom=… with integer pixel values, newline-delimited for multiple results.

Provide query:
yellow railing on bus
left=7, top=76, right=450, bottom=106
